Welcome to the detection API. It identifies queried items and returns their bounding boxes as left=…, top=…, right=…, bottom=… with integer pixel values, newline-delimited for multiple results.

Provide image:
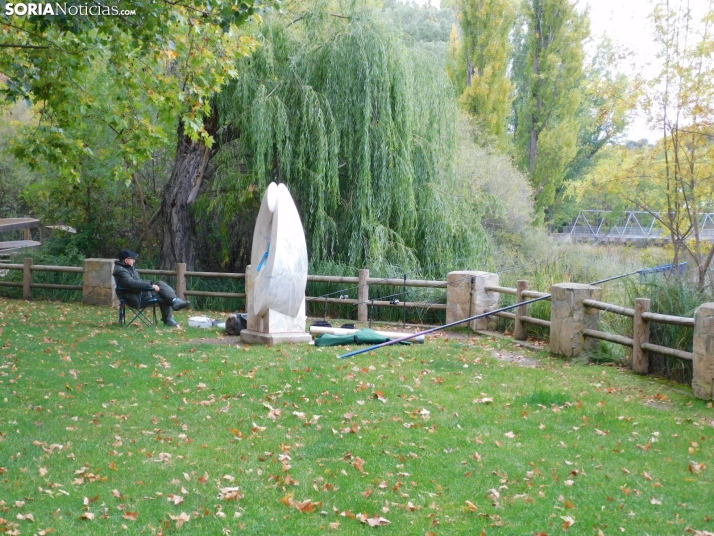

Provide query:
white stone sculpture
left=240, top=182, right=312, bottom=345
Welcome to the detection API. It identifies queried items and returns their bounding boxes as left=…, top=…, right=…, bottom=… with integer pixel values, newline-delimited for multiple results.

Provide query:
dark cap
left=118, top=249, right=139, bottom=261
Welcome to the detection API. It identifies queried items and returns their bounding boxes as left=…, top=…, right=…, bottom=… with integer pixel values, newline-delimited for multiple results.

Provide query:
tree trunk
left=159, top=99, right=241, bottom=270
left=160, top=108, right=219, bottom=270
left=529, top=0, right=543, bottom=176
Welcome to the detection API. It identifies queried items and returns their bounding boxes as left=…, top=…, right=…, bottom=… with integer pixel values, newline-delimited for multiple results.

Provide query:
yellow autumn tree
left=570, top=0, right=714, bottom=288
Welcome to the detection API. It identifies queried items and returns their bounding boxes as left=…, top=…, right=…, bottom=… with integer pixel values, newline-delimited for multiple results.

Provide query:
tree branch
left=0, top=44, right=49, bottom=49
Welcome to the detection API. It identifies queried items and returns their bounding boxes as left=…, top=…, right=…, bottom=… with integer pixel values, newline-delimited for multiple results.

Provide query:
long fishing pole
left=338, top=265, right=668, bottom=359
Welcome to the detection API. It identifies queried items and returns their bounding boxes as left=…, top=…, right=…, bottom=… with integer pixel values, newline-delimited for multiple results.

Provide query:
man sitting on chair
left=113, top=250, right=191, bottom=327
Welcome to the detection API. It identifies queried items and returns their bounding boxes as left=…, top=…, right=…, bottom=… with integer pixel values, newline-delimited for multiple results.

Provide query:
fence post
left=693, top=302, right=714, bottom=400
left=23, top=257, right=33, bottom=300
left=632, top=298, right=651, bottom=374
left=446, top=271, right=500, bottom=331
left=83, top=259, right=119, bottom=306
left=358, top=269, right=369, bottom=323
left=176, top=263, right=186, bottom=300
left=550, top=283, right=601, bottom=357
left=514, top=279, right=530, bottom=341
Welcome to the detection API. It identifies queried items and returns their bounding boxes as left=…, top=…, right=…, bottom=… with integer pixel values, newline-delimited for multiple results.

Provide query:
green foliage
left=553, top=39, right=641, bottom=225
left=381, top=0, right=455, bottom=60
left=512, top=0, right=589, bottom=219
left=568, top=1, right=714, bottom=285
left=455, top=118, right=534, bottom=245
left=0, top=102, right=36, bottom=218
left=452, top=0, right=515, bottom=146
left=623, top=277, right=707, bottom=383
left=203, top=12, right=488, bottom=276
left=19, top=115, right=167, bottom=259
left=0, top=0, right=267, bottom=184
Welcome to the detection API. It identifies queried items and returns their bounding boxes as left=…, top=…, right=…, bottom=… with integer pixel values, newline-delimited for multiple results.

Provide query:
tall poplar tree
left=512, top=0, right=589, bottom=219
left=450, top=0, right=515, bottom=145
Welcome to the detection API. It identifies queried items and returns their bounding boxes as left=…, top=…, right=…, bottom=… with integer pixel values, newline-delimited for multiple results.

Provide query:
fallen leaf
left=689, top=461, right=706, bottom=474
left=465, top=500, right=478, bottom=512
left=122, top=511, right=138, bottom=521
left=356, top=513, right=391, bottom=526
left=167, top=494, right=184, bottom=505
left=561, top=515, right=575, bottom=529
left=80, top=512, right=95, bottom=521
left=219, top=486, right=244, bottom=501
left=168, top=512, right=191, bottom=528
left=373, top=391, right=388, bottom=403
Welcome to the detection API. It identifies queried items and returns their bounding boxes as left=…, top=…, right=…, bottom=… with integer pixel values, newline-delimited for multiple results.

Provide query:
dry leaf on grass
left=356, top=513, right=391, bottom=526
left=689, top=461, right=706, bottom=473
left=279, top=494, right=321, bottom=514
left=561, top=515, right=575, bottom=529
left=219, top=487, right=244, bottom=501
left=167, top=494, right=184, bottom=505
left=168, top=512, right=190, bottom=528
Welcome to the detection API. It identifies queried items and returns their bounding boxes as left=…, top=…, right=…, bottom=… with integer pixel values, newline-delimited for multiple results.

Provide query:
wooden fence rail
left=486, top=282, right=694, bottom=372
left=0, top=261, right=449, bottom=321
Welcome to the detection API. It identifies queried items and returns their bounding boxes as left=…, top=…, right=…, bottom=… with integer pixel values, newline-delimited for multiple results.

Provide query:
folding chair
left=116, top=285, right=159, bottom=327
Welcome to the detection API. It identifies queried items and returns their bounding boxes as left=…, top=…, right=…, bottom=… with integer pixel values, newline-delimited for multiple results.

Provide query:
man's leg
left=159, top=304, right=177, bottom=326
left=154, top=281, right=176, bottom=302
left=154, top=281, right=191, bottom=311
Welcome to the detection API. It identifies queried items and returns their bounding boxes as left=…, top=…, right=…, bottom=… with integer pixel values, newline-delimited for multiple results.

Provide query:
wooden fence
left=0, top=261, right=447, bottom=322
left=0, top=260, right=695, bottom=363
left=484, top=281, right=694, bottom=372
left=1, top=259, right=709, bottom=398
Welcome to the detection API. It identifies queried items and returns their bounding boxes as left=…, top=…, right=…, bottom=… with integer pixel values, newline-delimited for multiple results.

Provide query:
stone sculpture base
left=240, top=330, right=312, bottom=346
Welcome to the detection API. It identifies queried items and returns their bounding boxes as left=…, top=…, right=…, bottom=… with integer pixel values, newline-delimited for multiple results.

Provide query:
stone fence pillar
left=83, top=258, right=118, bottom=307
left=446, top=271, right=499, bottom=331
left=550, top=283, right=601, bottom=357
left=693, top=302, right=714, bottom=400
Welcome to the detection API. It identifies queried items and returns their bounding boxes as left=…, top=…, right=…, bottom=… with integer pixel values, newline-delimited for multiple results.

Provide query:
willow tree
left=204, top=12, right=488, bottom=276
left=512, top=0, right=589, bottom=218
left=450, top=0, right=515, bottom=146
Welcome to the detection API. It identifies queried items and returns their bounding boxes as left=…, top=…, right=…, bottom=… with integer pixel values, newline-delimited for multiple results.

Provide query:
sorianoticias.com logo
left=4, top=2, right=136, bottom=15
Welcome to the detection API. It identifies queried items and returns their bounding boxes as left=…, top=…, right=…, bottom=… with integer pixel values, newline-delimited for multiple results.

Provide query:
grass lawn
left=0, top=298, right=712, bottom=535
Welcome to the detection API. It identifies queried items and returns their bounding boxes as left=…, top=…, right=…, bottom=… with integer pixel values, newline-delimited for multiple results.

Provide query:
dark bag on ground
left=225, top=313, right=248, bottom=336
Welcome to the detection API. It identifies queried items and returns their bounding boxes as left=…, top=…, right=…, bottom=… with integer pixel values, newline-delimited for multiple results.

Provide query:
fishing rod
left=338, top=264, right=679, bottom=359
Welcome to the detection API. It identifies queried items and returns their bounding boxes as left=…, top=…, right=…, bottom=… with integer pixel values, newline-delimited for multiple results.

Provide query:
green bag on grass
left=314, top=328, right=390, bottom=347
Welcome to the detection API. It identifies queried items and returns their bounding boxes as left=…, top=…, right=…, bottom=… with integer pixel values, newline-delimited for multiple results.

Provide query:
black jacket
left=113, top=260, right=154, bottom=307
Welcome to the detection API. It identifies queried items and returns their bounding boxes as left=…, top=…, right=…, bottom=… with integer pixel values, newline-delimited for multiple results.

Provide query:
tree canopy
left=198, top=11, right=489, bottom=275
left=0, top=0, right=267, bottom=183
